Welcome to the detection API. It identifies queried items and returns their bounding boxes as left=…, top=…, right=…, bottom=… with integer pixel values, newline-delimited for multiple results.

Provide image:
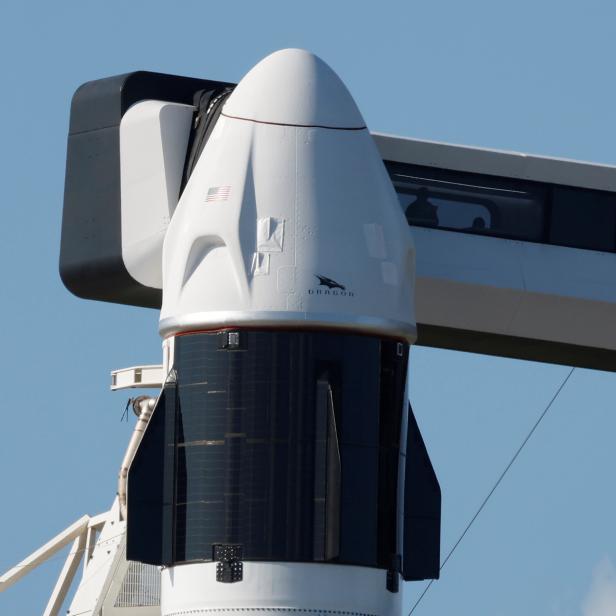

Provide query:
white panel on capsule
left=160, top=49, right=416, bottom=342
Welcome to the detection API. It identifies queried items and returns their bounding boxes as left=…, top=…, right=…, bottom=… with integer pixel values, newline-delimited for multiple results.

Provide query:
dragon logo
left=315, top=275, right=346, bottom=291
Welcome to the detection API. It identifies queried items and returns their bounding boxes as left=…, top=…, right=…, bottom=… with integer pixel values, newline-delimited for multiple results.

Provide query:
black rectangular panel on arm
left=60, top=71, right=235, bottom=308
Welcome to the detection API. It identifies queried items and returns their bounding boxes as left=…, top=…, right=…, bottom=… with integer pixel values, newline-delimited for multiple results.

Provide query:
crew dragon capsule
left=60, top=49, right=440, bottom=615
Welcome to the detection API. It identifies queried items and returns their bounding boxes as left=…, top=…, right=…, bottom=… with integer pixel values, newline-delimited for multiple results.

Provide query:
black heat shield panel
left=126, top=330, right=409, bottom=571
left=60, top=71, right=234, bottom=308
left=126, top=388, right=167, bottom=565
left=402, top=404, right=441, bottom=581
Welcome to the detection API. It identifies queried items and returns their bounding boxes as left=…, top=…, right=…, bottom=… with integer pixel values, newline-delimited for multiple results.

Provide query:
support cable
left=408, top=366, right=575, bottom=615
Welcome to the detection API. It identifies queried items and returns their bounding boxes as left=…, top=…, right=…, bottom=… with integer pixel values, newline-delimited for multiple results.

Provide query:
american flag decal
left=206, top=185, right=231, bottom=202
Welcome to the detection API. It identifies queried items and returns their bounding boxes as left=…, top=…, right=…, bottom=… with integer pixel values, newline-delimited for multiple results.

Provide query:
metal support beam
left=43, top=533, right=86, bottom=616
left=83, top=526, right=98, bottom=575
left=0, top=515, right=89, bottom=593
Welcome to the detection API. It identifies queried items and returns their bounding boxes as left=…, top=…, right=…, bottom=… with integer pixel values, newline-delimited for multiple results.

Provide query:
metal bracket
left=218, top=331, right=241, bottom=350
left=213, top=544, right=243, bottom=583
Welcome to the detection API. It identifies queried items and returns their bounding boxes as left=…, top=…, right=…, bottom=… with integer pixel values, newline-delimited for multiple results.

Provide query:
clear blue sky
left=1, top=1, right=616, bottom=615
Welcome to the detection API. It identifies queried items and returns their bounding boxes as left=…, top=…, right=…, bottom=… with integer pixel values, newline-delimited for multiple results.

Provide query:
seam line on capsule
left=221, top=112, right=366, bottom=131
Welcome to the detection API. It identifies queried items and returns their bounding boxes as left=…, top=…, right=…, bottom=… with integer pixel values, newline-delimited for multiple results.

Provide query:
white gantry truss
left=0, top=499, right=161, bottom=615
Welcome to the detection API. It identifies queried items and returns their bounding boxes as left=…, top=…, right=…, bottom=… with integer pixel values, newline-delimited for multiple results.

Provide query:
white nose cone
left=160, top=49, right=416, bottom=342
left=223, top=48, right=365, bottom=129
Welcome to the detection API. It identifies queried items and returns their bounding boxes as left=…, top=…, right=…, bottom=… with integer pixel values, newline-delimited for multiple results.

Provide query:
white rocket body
left=141, top=50, right=418, bottom=616
left=161, top=561, right=403, bottom=615
left=160, top=49, right=415, bottom=343
left=51, top=46, right=440, bottom=616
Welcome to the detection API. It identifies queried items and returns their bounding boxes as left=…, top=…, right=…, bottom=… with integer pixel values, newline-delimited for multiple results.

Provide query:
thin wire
left=408, top=366, right=575, bottom=615
left=121, top=398, right=132, bottom=422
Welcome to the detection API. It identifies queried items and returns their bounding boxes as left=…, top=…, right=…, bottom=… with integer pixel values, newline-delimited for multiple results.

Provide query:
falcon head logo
left=315, top=275, right=346, bottom=291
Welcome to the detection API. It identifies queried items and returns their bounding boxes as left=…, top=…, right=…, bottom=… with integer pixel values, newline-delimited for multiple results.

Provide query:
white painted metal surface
left=154, top=48, right=415, bottom=615
left=373, top=132, right=616, bottom=192
left=120, top=100, right=194, bottom=289
left=0, top=515, right=90, bottom=593
left=160, top=49, right=416, bottom=342
left=113, top=561, right=160, bottom=614
left=370, top=132, right=616, bottom=357
left=44, top=534, right=86, bottom=616
left=0, top=512, right=117, bottom=616
left=161, top=562, right=400, bottom=616
left=66, top=500, right=128, bottom=615
left=111, top=365, right=164, bottom=390
left=413, top=227, right=616, bottom=350
left=118, top=396, right=157, bottom=520
left=0, top=501, right=162, bottom=615
left=223, top=48, right=365, bottom=129
left=109, top=54, right=616, bottom=361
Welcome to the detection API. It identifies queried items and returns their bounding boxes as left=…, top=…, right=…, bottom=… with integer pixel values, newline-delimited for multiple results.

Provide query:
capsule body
left=127, top=49, right=432, bottom=616
left=160, top=49, right=415, bottom=343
